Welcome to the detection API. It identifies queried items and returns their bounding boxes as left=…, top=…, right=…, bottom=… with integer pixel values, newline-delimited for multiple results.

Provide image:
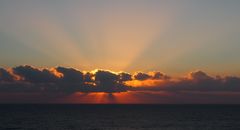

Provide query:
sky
left=0, top=0, right=240, bottom=104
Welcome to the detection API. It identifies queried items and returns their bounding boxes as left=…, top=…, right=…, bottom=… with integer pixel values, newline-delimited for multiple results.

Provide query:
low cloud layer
left=129, top=71, right=240, bottom=92
left=0, top=66, right=130, bottom=93
left=0, top=66, right=240, bottom=94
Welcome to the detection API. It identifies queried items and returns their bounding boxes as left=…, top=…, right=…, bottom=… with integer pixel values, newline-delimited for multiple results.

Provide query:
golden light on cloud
left=6, top=68, right=22, bottom=81
left=125, top=79, right=167, bottom=87
left=49, top=68, right=64, bottom=78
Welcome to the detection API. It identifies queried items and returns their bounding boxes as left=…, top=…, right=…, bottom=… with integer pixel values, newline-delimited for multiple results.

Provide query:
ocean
left=0, top=104, right=240, bottom=130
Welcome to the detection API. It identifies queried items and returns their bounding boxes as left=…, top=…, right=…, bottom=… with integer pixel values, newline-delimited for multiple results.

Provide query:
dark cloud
left=94, top=70, right=127, bottom=92
left=133, top=72, right=151, bottom=80
left=133, top=71, right=170, bottom=81
left=13, top=65, right=58, bottom=83
left=223, top=76, right=240, bottom=90
left=0, top=66, right=130, bottom=93
left=56, top=67, right=84, bottom=83
left=118, top=72, right=132, bottom=82
left=84, top=72, right=94, bottom=82
left=0, top=68, right=14, bottom=82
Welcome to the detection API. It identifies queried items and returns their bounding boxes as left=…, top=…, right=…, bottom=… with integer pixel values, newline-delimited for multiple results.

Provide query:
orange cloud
left=125, top=79, right=167, bottom=87
left=49, top=68, right=64, bottom=78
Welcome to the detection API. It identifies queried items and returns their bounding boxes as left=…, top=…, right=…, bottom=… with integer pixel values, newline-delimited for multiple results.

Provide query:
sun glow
left=0, top=2, right=175, bottom=71
left=56, top=91, right=174, bottom=104
left=125, top=79, right=167, bottom=87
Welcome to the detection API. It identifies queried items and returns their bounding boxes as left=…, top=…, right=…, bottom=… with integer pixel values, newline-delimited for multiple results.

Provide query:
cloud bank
left=0, top=65, right=240, bottom=94
left=128, top=71, right=240, bottom=92
left=1, top=65, right=240, bottom=103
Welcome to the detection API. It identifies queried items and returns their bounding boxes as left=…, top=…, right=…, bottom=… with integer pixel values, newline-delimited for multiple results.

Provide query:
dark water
left=0, top=105, right=240, bottom=130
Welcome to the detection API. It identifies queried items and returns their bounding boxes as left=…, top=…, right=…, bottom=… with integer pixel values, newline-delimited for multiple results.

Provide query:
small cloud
left=188, top=70, right=213, bottom=81
left=118, top=72, right=132, bottom=82
left=133, top=72, right=151, bottom=81
left=148, top=71, right=170, bottom=80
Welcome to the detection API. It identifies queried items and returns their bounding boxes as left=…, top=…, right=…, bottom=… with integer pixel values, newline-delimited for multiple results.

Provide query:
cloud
left=118, top=72, right=132, bottom=82
left=56, top=67, right=84, bottom=83
left=133, top=71, right=170, bottom=81
left=133, top=72, right=151, bottom=81
left=0, top=66, right=131, bottom=93
left=130, top=71, right=240, bottom=92
left=0, top=66, right=240, bottom=95
left=0, top=68, right=14, bottom=82
left=84, top=72, right=94, bottom=82
left=188, top=70, right=213, bottom=81
left=1, top=66, right=240, bottom=104
left=148, top=71, right=170, bottom=80
left=224, top=76, right=240, bottom=88
left=13, top=65, right=58, bottom=83
left=94, top=70, right=127, bottom=92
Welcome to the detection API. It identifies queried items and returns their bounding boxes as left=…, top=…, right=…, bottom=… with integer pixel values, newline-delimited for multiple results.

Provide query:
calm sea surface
left=0, top=104, right=240, bottom=130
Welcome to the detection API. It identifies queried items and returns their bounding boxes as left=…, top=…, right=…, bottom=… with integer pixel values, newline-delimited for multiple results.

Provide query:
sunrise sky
left=0, top=0, right=240, bottom=104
